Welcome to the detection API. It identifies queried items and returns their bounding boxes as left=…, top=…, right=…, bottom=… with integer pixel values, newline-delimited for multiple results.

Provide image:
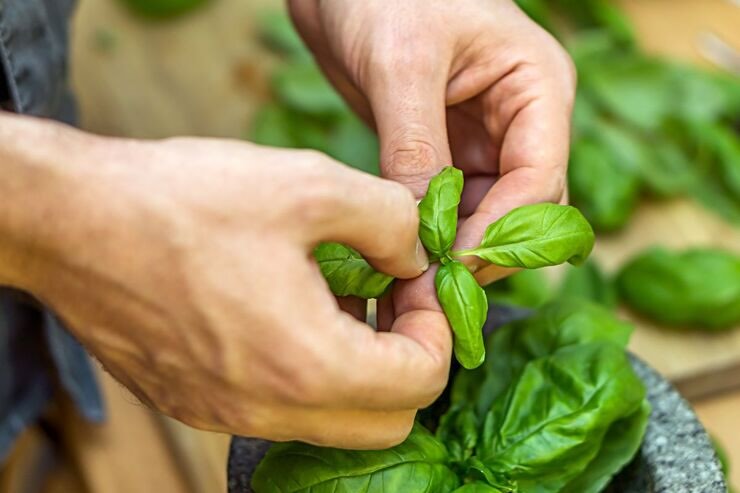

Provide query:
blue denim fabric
left=0, top=0, right=104, bottom=463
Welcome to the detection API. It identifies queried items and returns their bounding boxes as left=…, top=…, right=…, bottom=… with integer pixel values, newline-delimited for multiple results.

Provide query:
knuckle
left=288, top=152, right=342, bottom=224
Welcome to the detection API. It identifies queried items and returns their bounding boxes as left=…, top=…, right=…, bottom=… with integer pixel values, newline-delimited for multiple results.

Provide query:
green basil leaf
left=617, top=247, right=740, bottom=329
left=436, top=260, right=488, bottom=370
left=272, top=63, right=346, bottom=116
left=451, top=299, right=633, bottom=417
left=251, top=423, right=461, bottom=492
left=568, top=138, right=640, bottom=232
left=418, top=167, right=464, bottom=257
left=326, top=112, right=380, bottom=176
left=314, top=243, right=394, bottom=299
left=452, top=482, right=505, bottom=493
left=562, top=399, right=651, bottom=493
left=462, top=458, right=517, bottom=492
left=436, top=404, right=479, bottom=464
left=484, top=269, right=551, bottom=308
left=119, top=0, right=209, bottom=19
left=477, top=343, right=646, bottom=492
left=559, top=260, right=617, bottom=309
left=257, top=11, right=311, bottom=60
left=457, top=204, right=594, bottom=268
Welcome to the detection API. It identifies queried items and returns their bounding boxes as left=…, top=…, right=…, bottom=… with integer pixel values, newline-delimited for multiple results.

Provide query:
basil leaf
left=559, top=260, right=617, bottom=309
left=326, top=112, right=380, bottom=176
left=477, top=342, right=647, bottom=492
left=251, top=423, right=461, bottom=492
left=485, top=269, right=550, bottom=308
left=562, top=400, right=651, bottom=493
left=314, top=243, right=394, bottom=299
left=258, top=11, right=311, bottom=60
left=457, top=204, right=594, bottom=268
left=435, top=260, right=488, bottom=370
left=272, top=62, right=347, bottom=116
left=418, top=167, right=464, bottom=257
left=452, top=482, right=505, bottom=493
left=436, top=404, right=479, bottom=464
left=617, top=247, right=740, bottom=329
left=568, top=138, right=640, bottom=232
left=451, top=299, right=633, bottom=417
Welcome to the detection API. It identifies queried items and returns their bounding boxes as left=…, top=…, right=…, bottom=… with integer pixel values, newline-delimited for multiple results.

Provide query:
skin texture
left=0, top=0, right=574, bottom=449
left=289, top=0, right=576, bottom=327
left=0, top=113, right=449, bottom=449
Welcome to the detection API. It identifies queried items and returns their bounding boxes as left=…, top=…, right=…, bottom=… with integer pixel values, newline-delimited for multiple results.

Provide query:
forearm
left=0, top=113, right=104, bottom=294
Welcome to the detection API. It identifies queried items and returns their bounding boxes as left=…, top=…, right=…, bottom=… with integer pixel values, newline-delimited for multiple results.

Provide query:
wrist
left=0, top=113, right=110, bottom=295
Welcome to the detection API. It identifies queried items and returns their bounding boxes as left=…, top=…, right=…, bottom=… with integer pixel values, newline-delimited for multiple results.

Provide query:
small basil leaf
left=457, top=203, right=595, bottom=268
left=418, top=167, right=464, bottom=257
left=251, top=422, right=461, bottom=492
left=314, top=243, right=394, bottom=299
left=436, top=404, right=479, bottom=464
left=617, top=247, right=740, bottom=329
left=435, top=261, right=488, bottom=370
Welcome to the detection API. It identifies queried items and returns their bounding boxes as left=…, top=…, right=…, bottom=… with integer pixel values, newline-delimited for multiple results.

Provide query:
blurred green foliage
left=516, top=0, right=740, bottom=231
left=253, top=4, right=739, bottom=229
left=251, top=12, right=380, bottom=175
left=119, top=0, right=210, bottom=19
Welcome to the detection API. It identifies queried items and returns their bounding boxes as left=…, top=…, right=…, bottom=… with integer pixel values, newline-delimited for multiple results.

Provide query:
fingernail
left=415, top=238, right=429, bottom=271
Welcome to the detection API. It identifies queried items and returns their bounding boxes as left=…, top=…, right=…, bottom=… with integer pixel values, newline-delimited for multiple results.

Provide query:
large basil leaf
left=477, top=343, right=646, bottom=492
left=558, top=260, right=617, bottom=309
left=418, top=167, right=464, bottom=258
left=452, top=483, right=505, bottom=493
left=451, top=299, right=633, bottom=417
left=436, top=260, right=488, bottom=370
left=457, top=204, right=594, bottom=269
left=617, top=247, right=740, bottom=329
left=251, top=423, right=460, bottom=493
left=562, top=399, right=651, bottom=493
left=314, top=243, right=394, bottom=299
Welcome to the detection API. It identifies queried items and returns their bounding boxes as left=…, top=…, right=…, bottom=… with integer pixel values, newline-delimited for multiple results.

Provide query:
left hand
left=290, top=0, right=575, bottom=326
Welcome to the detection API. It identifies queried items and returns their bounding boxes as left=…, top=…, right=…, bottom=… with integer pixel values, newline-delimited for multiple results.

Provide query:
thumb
left=365, top=60, right=453, bottom=198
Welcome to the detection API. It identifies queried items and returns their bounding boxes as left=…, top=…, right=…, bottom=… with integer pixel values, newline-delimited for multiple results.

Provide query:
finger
left=456, top=60, right=573, bottom=254
left=301, top=158, right=427, bottom=278
left=325, top=301, right=451, bottom=411
left=363, top=46, right=454, bottom=197
left=257, top=406, right=417, bottom=450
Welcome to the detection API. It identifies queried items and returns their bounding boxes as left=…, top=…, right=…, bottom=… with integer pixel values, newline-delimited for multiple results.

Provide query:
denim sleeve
left=0, top=0, right=104, bottom=463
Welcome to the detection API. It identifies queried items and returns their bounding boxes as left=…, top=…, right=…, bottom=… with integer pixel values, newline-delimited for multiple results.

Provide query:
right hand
left=11, top=125, right=451, bottom=448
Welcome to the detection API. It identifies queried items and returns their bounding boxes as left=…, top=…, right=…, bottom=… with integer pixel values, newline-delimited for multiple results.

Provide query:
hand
left=290, top=0, right=574, bottom=267
left=0, top=115, right=451, bottom=448
left=290, top=0, right=575, bottom=328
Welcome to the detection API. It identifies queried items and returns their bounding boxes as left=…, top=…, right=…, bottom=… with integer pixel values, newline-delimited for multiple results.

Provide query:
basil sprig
left=313, top=167, right=596, bottom=370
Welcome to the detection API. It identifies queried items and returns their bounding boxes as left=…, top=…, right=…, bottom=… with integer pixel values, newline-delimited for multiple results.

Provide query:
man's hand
left=290, top=0, right=575, bottom=326
left=0, top=114, right=450, bottom=448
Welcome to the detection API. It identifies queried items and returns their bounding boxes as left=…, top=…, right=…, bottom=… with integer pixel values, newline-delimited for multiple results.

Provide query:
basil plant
left=314, top=166, right=595, bottom=369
